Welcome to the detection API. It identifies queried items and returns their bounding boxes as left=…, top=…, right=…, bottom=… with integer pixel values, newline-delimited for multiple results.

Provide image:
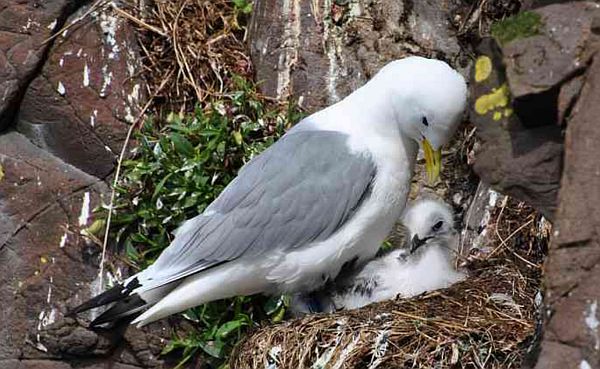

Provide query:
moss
left=491, top=11, right=543, bottom=45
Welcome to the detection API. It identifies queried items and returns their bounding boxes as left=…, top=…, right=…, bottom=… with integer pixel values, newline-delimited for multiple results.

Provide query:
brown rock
left=537, top=32, right=600, bottom=369
left=20, top=360, right=72, bottom=369
left=0, top=1, right=80, bottom=129
left=470, top=39, right=563, bottom=220
left=0, top=131, right=108, bottom=359
left=0, top=3, right=167, bottom=368
left=249, top=0, right=467, bottom=110
left=17, top=5, right=145, bottom=178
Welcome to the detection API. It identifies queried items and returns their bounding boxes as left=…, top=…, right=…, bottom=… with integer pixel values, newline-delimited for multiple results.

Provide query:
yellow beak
left=422, top=138, right=442, bottom=184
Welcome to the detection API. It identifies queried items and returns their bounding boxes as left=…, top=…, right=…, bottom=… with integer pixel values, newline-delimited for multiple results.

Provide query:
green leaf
left=232, top=131, right=243, bottom=146
left=151, top=173, right=173, bottom=201
left=216, top=320, right=246, bottom=339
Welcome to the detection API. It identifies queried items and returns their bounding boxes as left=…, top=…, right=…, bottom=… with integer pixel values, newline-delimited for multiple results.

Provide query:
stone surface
left=0, top=131, right=107, bottom=359
left=249, top=0, right=468, bottom=110
left=17, top=5, right=145, bottom=179
left=535, top=21, right=600, bottom=369
left=0, top=0, right=81, bottom=130
left=468, top=0, right=600, bottom=221
left=0, top=2, right=168, bottom=369
left=470, top=38, right=563, bottom=220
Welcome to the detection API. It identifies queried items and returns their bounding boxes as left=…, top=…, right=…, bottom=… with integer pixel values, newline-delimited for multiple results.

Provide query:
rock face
left=0, top=2, right=168, bottom=369
left=16, top=5, right=143, bottom=179
left=535, top=5, right=600, bottom=369
left=469, top=2, right=600, bottom=368
left=249, top=0, right=469, bottom=110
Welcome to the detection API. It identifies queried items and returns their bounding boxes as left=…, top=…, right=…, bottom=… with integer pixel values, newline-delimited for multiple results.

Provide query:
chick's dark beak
left=410, top=235, right=431, bottom=253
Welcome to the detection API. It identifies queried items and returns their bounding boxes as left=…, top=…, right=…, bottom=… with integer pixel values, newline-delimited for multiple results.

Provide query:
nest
left=118, top=0, right=253, bottom=113
left=230, top=200, right=548, bottom=369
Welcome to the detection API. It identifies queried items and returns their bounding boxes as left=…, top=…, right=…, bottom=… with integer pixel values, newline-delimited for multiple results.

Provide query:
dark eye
left=432, top=221, right=443, bottom=231
left=421, top=116, right=429, bottom=126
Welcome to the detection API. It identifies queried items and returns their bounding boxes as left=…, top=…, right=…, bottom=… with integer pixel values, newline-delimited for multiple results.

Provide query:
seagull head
left=401, top=198, right=456, bottom=255
left=372, top=57, right=468, bottom=183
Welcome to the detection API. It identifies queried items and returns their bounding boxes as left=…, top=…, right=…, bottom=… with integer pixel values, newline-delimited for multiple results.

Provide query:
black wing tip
left=89, top=294, right=146, bottom=327
left=68, top=278, right=141, bottom=316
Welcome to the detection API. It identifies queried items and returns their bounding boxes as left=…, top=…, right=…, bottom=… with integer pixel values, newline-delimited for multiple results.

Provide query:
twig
left=43, top=0, right=109, bottom=44
left=98, top=71, right=172, bottom=287
left=111, top=2, right=168, bottom=37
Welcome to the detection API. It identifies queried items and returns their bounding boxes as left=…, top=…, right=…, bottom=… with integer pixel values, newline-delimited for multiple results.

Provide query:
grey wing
left=140, top=130, right=376, bottom=289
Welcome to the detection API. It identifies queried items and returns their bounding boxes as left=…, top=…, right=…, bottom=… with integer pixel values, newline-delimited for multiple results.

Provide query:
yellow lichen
left=40, top=256, right=48, bottom=264
left=503, top=108, right=513, bottom=117
left=493, top=111, right=502, bottom=121
left=475, top=84, right=510, bottom=115
left=0, top=164, right=4, bottom=183
left=475, top=56, right=492, bottom=83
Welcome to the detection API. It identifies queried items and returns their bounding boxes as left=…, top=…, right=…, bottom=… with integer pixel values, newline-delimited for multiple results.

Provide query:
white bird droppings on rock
left=90, top=109, right=98, bottom=127
left=78, top=192, right=91, bottom=226
left=83, top=63, right=90, bottom=87
left=585, top=300, right=600, bottom=350
left=98, top=10, right=120, bottom=59
left=57, top=81, right=66, bottom=96
left=59, top=232, right=68, bottom=248
left=580, top=360, right=592, bottom=369
left=100, top=65, right=113, bottom=97
left=47, top=19, right=57, bottom=31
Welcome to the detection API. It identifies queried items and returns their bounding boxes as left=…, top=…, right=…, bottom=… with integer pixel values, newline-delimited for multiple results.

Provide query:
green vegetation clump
left=491, top=11, right=543, bottom=45
left=105, top=76, right=302, bottom=367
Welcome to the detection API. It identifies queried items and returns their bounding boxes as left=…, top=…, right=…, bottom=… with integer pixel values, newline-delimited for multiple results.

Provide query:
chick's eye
left=421, top=116, right=429, bottom=127
left=432, top=221, right=443, bottom=231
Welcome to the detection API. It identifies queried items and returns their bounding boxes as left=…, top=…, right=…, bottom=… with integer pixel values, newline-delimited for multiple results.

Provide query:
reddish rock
left=0, top=2, right=167, bottom=368
left=20, top=360, right=72, bottom=369
left=537, top=31, right=600, bottom=369
left=17, top=5, right=145, bottom=178
left=249, top=0, right=467, bottom=110
left=0, top=1, right=80, bottom=129
left=0, top=131, right=107, bottom=359
left=469, top=39, right=563, bottom=220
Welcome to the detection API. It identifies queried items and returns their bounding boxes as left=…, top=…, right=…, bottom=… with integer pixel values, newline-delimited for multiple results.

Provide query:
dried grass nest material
left=122, top=0, right=252, bottom=113
left=231, top=203, right=548, bottom=369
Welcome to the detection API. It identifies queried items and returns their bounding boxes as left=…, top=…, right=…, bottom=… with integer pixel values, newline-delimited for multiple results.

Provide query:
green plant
left=491, top=11, right=543, bottom=46
left=104, top=76, right=303, bottom=367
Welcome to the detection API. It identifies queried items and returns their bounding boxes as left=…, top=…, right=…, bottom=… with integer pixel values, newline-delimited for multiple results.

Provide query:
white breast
left=265, top=131, right=416, bottom=293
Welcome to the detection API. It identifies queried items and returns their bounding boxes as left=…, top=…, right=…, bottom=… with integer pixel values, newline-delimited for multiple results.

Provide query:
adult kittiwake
left=292, top=198, right=466, bottom=313
left=70, top=57, right=467, bottom=327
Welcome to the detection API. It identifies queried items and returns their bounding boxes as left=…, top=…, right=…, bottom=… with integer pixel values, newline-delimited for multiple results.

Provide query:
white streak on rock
left=275, top=0, right=300, bottom=100
left=580, top=360, right=592, bottom=369
left=90, top=109, right=98, bottom=127
left=98, top=10, right=120, bottom=59
left=78, top=192, right=91, bottom=226
left=57, top=81, right=66, bottom=96
left=59, top=232, right=68, bottom=248
left=585, top=300, right=600, bottom=350
left=47, top=19, right=57, bottom=31
left=83, top=63, right=90, bottom=87
left=100, top=65, right=113, bottom=97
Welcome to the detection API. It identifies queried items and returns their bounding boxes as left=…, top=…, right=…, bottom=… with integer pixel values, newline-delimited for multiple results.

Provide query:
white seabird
left=305, top=198, right=467, bottom=312
left=70, top=57, right=468, bottom=327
